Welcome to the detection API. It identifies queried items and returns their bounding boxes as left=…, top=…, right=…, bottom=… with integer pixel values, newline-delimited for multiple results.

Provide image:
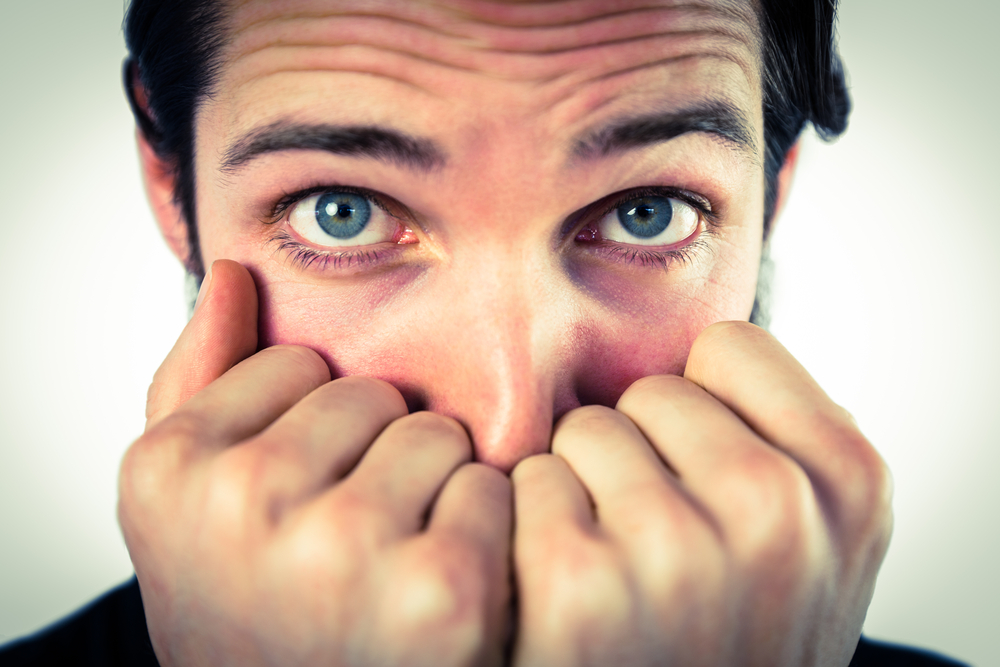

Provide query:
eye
left=288, top=190, right=399, bottom=247
left=596, top=195, right=700, bottom=246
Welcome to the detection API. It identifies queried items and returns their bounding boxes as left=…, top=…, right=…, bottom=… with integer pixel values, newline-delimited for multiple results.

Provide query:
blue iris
left=617, top=196, right=673, bottom=238
left=315, top=192, right=371, bottom=239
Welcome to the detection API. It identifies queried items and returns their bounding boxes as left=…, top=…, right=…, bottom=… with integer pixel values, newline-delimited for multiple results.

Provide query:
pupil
left=616, top=196, right=672, bottom=239
left=315, top=192, right=371, bottom=239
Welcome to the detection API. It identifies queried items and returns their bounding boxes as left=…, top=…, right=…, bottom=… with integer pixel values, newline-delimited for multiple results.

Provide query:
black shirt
left=0, top=578, right=972, bottom=666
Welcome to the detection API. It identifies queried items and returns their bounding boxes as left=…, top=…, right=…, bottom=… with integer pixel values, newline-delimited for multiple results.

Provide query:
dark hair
left=123, top=0, right=850, bottom=323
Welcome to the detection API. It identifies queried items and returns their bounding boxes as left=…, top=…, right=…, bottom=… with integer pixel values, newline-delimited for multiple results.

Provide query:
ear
left=137, top=129, right=191, bottom=266
left=767, top=139, right=801, bottom=238
left=125, top=60, right=191, bottom=267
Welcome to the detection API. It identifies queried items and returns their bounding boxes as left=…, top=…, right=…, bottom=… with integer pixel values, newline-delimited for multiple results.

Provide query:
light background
left=0, top=1, right=996, bottom=664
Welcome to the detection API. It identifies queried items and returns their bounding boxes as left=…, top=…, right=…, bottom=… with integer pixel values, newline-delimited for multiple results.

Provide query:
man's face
left=191, top=0, right=765, bottom=471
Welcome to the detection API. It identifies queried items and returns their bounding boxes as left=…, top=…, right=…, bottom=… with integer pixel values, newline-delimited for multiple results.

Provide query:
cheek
left=569, top=279, right=750, bottom=406
left=252, top=266, right=428, bottom=378
left=564, top=236, right=760, bottom=405
left=250, top=262, right=754, bottom=414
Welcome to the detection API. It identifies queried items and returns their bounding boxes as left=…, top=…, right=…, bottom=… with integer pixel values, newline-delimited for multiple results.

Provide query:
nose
left=408, top=257, right=577, bottom=472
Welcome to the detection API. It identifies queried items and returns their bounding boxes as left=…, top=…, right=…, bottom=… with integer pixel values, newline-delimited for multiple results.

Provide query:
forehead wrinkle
left=227, top=30, right=756, bottom=95
left=229, top=0, right=753, bottom=30
left=229, top=8, right=751, bottom=56
left=222, top=0, right=759, bottom=86
left=584, top=46, right=757, bottom=93
left=451, top=5, right=759, bottom=54
left=435, top=0, right=755, bottom=29
left=226, top=45, right=478, bottom=106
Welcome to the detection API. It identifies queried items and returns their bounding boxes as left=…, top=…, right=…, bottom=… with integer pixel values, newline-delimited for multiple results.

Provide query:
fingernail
left=194, top=263, right=214, bottom=311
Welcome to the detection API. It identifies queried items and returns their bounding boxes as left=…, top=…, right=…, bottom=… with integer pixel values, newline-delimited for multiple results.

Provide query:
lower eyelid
left=263, top=229, right=406, bottom=273
left=580, top=218, right=708, bottom=270
left=591, top=237, right=708, bottom=270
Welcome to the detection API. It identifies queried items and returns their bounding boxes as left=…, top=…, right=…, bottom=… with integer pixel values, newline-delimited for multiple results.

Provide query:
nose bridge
left=425, top=251, right=562, bottom=471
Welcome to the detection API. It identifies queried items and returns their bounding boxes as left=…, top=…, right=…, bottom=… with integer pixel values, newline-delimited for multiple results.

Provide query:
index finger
left=683, top=321, right=891, bottom=525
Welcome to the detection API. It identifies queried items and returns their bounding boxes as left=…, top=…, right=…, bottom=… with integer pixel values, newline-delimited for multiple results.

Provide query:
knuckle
left=391, top=537, right=492, bottom=639
left=286, top=492, right=394, bottom=586
left=117, top=444, right=161, bottom=526
left=118, top=417, right=201, bottom=515
left=286, top=512, right=369, bottom=585
left=203, top=446, right=273, bottom=527
left=722, top=450, right=817, bottom=562
left=617, top=486, right=697, bottom=552
left=828, top=429, right=894, bottom=538
left=537, top=537, right=634, bottom=629
left=321, top=489, right=396, bottom=550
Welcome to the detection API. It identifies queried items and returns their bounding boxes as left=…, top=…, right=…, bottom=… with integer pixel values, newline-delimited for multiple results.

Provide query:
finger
left=335, top=412, right=473, bottom=536
left=424, top=464, right=512, bottom=658
left=549, top=405, right=687, bottom=531
left=617, top=374, right=773, bottom=483
left=427, top=463, right=512, bottom=554
left=238, top=376, right=408, bottom=509
left=511, top=453, right=594, bottom=537
left=682, top=321, right=889, bottom=520
left=156, top=344, right=331, bottom=455
left=145, top=259, right=258, bottom=430
left=616, top=374, right=800, bottom=521
left=370, top=466, right=512, bottom=666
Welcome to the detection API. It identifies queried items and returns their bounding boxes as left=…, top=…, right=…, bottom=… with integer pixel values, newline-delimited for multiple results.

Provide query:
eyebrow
left=220, top=122, right=446, bottom=173
left=573, top=101, right=758, bottom=162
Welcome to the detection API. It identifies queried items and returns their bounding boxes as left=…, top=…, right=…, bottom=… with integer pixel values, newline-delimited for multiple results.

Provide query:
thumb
left=145, top=259, right=258, bottom=430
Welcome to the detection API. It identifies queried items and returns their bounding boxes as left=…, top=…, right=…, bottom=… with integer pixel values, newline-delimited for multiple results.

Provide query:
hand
left=510, top=321, right=892, bottom=666
left=119, top=260, right=512, bottom=667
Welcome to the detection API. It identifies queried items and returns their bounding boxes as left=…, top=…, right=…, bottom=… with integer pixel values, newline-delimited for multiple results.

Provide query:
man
left=0, top=0, right=968, bottom=665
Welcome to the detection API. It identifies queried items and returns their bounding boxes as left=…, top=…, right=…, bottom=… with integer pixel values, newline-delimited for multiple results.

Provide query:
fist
left=511, top=321, right=892, bottom=666
left=119, top=260, right=512, bottom=667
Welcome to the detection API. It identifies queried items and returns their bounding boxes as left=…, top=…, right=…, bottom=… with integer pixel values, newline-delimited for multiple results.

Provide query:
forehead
left=208, top=0, right=762, bottom=155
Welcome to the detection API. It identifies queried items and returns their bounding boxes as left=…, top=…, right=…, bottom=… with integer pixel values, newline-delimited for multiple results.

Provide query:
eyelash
left=263, top=184, right=399, bottom=223
left=266, top=230, right=394, bottom=271
left=261, top=184, right=406, bottom=271
left=260, top=184, right=718, bottom=273
left=581, top=186, right=718, bottom=270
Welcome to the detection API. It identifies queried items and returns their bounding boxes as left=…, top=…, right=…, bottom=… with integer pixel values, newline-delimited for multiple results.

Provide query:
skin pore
left=148, top=0, right=767, bottom=471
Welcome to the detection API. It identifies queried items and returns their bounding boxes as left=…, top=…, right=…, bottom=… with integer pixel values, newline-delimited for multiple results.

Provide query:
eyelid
left=572, top=186, right=718, bottom=272
left=591, top=186, right=716, bottom=227
left=263, top=184, right=404, bottom=225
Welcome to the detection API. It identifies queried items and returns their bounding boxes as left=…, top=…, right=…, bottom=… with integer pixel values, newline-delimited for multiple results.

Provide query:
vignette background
left=0, top=1, right=997, bottom=664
